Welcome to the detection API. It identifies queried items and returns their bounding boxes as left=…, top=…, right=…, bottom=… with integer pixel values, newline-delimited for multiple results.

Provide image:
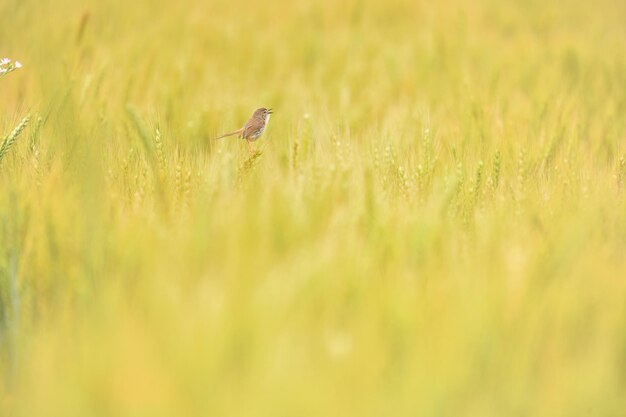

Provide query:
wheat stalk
left=237, top=149, right=263, bottom=183
left=0, top=115, right=31, bottom=165
left=154, top=127, right=167, bottom=178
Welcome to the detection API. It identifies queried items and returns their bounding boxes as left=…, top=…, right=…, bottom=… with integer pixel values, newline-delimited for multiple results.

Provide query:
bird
left=216, top=108, right=273, bottom=152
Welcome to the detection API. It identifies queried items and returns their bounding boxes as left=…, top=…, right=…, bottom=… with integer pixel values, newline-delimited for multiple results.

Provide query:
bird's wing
left=242, top=118, right=262, bottom=139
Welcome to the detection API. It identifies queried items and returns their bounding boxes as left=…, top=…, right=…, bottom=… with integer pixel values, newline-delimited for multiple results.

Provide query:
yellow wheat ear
left=237, top=148, right=263, bottom=184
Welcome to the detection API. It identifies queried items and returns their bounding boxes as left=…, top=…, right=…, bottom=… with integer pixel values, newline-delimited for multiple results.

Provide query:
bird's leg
left=246, top=140, right=253, bottom=154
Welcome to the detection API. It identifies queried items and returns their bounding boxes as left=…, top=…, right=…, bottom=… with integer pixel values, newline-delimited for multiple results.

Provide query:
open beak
left=268, top=109, right=273, bottom=114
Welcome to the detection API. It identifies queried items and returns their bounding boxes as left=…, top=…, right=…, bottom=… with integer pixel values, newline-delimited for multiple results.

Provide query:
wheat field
left=1, top=0, right=626, bottom=415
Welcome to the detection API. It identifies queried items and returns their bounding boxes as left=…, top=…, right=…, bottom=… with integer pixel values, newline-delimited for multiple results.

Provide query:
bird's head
left=254, top=107, right=273, bottom=118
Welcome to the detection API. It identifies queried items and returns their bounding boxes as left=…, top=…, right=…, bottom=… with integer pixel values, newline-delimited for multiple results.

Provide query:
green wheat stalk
left=0, top=115, right=31, bottom=165
left=126, top=105, right=154, bottom=158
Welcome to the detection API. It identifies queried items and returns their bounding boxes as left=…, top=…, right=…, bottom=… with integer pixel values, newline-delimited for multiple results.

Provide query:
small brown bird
left=216, top=108, right=273, bottom=152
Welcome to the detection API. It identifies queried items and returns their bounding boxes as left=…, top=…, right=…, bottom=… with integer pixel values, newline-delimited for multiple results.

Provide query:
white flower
left=0, top=57, right=22, bottom=79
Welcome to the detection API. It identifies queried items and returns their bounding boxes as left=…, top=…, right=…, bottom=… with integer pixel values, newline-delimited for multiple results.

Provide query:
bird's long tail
left=215, top=128, right=243, bottom=140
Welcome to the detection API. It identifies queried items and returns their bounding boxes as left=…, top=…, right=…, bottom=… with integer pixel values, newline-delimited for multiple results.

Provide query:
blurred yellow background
left=1, top=0, right=626, bottom=415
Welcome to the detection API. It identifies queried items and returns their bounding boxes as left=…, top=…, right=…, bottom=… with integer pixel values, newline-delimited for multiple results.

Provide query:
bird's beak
left=268, top=109, right=273, bottom=114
